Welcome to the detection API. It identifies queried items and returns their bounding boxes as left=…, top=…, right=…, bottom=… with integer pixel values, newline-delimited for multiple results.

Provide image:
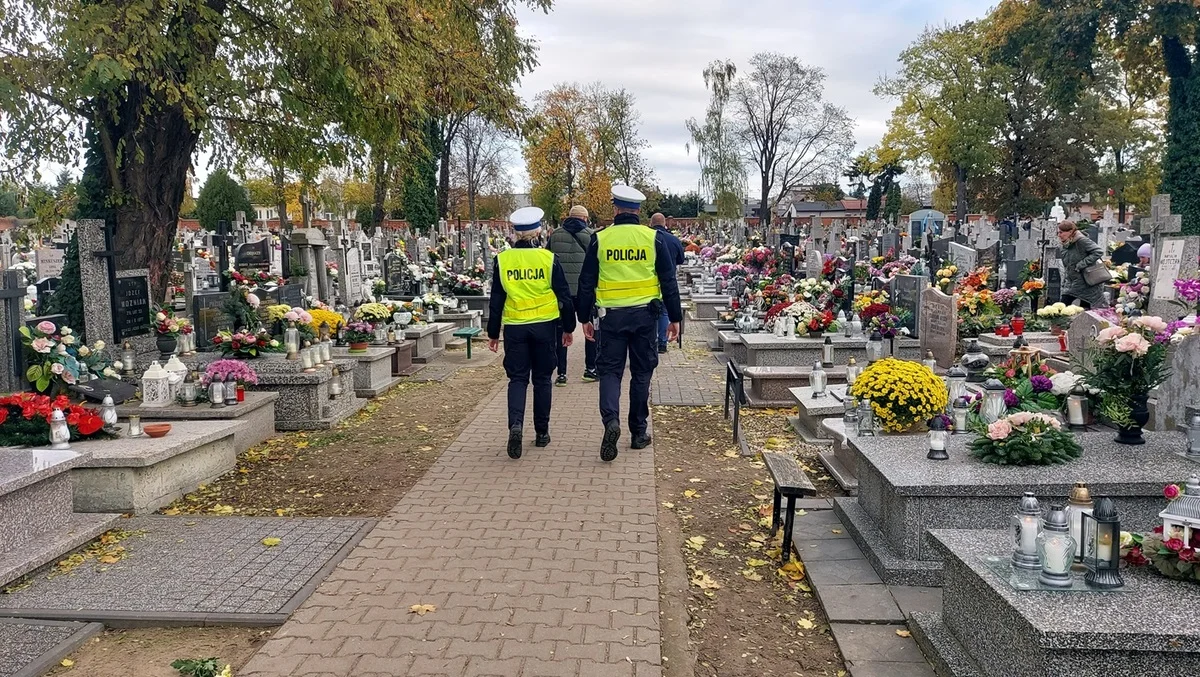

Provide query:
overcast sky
left=511, top=0, right=996, bottom=194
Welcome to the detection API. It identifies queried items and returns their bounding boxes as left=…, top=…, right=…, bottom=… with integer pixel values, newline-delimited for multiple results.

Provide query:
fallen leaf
left=797, top=618, right=816, bottom=630
left=210, top=504, right=234, bottom=515
left=831, top=529, right=842, bottom=534
left=690, top=571, right=721, bottom=590
left=661, top=502, right=675, bottom=509
left=161, top=508, right=181, bottom=516
left=409, top=604, right=437, bottom=615
left=723, top=450, right=739, bottom=458
left=710, top=548, right=730, bottom=558
left=294, top=441, right=309, bottom=449
left=275, top=509, right=287, bottom=517
left=741, top=568, right=763, bottom=581
left=896, top=629, right=912, bottom=638
left=60, top=659, right=74, bottom=668
left=746, top=558, right=769, bottom=567
left=777, top=559, right=807, bottom=582
left=683, top=489, right=699, bottom=498
left=685, top=536, right=707, bottom=551
left=262, top=537, right=281, bottom=547
left=418, top=446, right=433, bottom=451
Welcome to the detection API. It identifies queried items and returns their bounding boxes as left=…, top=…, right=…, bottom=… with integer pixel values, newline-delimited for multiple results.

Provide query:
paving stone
left=650, top=340, right=724, bottom=406
left=0, top=516, right=370, bottom=622
left=0, top=618, right=102, bottom=677
left=806, top=558, right=883, bottom=586
left=887, top=585, right=943, bottom=618
left=794, top=537, right=866, bottom=561
left=849, top=661, right=936, bottom=677
left=239, top=329, right=662, bottom=676
left=831, top=623, right=929, bottom=665
left=817, top=584, right=905, bottom=623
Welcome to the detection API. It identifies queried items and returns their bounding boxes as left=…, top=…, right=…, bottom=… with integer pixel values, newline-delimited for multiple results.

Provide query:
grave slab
left=690, top=294, right=731, bottom=321
left=115, top=391, right=278, bottom=454
left=916, top=529, right=1200, bottom=677
left=70, top=420, right=243, bottom=514
left=332, top=346, right=403, bottom=398
left=738, top=333, right=922, bottom=368
left=0, top=516, right=373, bottom=626
left=787, top=385, right=847, bottom=443
left=403, top=324, right=444, bottom=364
left=0, top=618, right=103, bottom=677
left=818, top=584, right=905, bottom=623
left=837, top=429, right=1193, bottom=586
left=831, top=623, right=933, bottom=672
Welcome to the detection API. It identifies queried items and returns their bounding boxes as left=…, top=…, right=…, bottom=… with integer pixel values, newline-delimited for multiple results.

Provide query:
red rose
left=66, top=411, right=81, bottom=427
left=1180, top=548, right=1195, bottom=562
left=1165, top=484, right=1181, bottom=500
left=212, top=336, right=223, bottom=345
left=76, top=415, right=103, bottom=436
left=833, top=288, right=845, bottom=298
left=258, top=338, right=267, bottom=347
left=231, top=341, right=241, bottom=350
left=1166, top=538, right=1185, bottom=553
left=1153, top=525, right=1164, bottom=534
left=0, top=408, right=7, bottom=425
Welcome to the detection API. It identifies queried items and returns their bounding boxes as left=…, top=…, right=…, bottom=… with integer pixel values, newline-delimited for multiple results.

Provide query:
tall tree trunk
left=95, top=94, right=200, bottom=301
left=272, top=163, right=289, bottom=235
left=760, top=175, right=771, bottom=229
left=954, top=163, right=968, bottom=223
left=1114, top=147, right=1127, bottom=224
left=372, top=152, right=387, bottom=235
left=437, top=144, right=451, bottom=220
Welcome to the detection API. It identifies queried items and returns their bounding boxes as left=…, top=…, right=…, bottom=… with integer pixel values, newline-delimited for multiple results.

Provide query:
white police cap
left=611, top=184, right=646, bottom=209
left=509, top=206, right=545, bottom=232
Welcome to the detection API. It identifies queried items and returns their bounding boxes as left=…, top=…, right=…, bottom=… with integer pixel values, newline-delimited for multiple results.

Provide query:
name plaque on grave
left=192, top=292, right=232, bottom=347
left=891, top=275, right=924, bottom=337
left=272, top=283, right=304, bottom=308
left=1153, top=239, right=1186, bottom=301
left=113, top=276, right=151, bottom=340
left=235, top=239, right=272, bottom=272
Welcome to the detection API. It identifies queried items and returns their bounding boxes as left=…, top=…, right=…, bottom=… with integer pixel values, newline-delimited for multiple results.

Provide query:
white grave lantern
left=1159, top=477, right=1200, bottom=551
left=140, top=361, right=173, bottom=408
left=164, top=355, right=188, bottom=399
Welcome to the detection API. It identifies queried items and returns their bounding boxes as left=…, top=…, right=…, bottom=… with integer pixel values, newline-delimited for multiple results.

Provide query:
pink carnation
left=987, top=419, right=1013, bottom=441
left=1114, top=333, right=1150, bottom=356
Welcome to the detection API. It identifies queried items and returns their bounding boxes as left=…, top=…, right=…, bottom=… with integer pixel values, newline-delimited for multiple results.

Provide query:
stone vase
left=1115, top=393, right=1151, bottom=446
left=156, top=334, right=178, bottom=361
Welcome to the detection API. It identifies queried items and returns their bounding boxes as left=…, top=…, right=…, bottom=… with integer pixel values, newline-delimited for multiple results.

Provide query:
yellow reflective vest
left=498, top=248, right=559, bottom=325
left=595, top=225, right=661, bottom=308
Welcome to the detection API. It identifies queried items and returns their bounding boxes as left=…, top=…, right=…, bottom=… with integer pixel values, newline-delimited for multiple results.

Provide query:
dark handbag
left=1082, top=261, right=1112, bottom=286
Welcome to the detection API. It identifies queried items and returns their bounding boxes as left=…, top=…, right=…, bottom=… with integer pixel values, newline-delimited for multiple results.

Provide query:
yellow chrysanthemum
left=849, top=358, right=948, bottom=433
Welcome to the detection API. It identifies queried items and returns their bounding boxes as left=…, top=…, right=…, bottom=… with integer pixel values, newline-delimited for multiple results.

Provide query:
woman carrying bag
left=1057, top=220, right=1110, bottom=309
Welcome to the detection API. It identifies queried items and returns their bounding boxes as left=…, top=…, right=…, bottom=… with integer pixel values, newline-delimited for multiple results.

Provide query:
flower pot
left=349, top=341, right=369, bottom=353
left=156, top=334, right=178, bottom=360
left=1115, top=394, right=1151, bottom=446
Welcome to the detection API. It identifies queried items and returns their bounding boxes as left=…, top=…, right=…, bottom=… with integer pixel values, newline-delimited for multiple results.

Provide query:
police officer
left=488, top=207, right=576, bottom=459
left=576, top=186, right=683, bottom=462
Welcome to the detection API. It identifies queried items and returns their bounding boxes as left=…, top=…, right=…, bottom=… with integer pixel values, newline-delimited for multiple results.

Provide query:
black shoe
left=507, top=425, right=523, bottom=459
left=631, top=433, right=652, bottom=449
left=535, top=433, right=551, bottom=447
left=582, top=370, right=598, bottom=383
left=658, top=344, right=668, bottom=354
left=555, top=375, right=567, bottom=387
left=600, top=421, right=621, bottom=462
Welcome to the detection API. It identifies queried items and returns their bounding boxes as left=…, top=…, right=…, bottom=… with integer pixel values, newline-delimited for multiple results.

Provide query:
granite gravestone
left=891, top=274, right=925, bottom=337
left=948, top=242, right=976, bottom=272
left=77, top=219, right=154, bottom=349
left=234, top=238, right=272, bottom=273
left=1148, top=236, right=1200, bottom=320
left=35, top=247, right=66, bottom=280
left=1151, top=335, right=1200, bottom=432
left=270, top=283, right=305, bottom=309
left=1045, top=266, right=1063, bottom=304
left=344, top=246, right=364, bottom=305
left=0, top=270, right=26, bottom=392
left=806, top=249, right=823, bottom=280
left=1066, top=310, right=1112, bottom=371
left=192, top=292, right=232, bottom=349
left=919, top=287, right=958, bottom=368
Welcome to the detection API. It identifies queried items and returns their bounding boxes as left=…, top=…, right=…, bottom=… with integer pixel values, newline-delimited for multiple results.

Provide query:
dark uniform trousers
left=597, top=304, right=660, bottom=435
left=503, top=320, right=558, bottom=433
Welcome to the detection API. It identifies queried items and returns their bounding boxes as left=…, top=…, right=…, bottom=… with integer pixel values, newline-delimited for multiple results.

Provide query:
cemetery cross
left=91, top=219, right=122, bottom=330
left=1, top=270, right=27, bottom=390
left=212, top=220, right=235, bottom=292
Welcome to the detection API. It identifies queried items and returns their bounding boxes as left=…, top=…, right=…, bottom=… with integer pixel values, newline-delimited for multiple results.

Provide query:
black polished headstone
left=234, top=238, right=271, bottom=272
left=113, top=276, right=151, bottom=340
left=192, top=292, right=232, bottom=349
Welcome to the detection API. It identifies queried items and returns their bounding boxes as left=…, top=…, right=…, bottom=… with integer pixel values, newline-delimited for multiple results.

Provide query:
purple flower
left=1174, top=278, right=1200, bottom=304
left=1030, top=375, right=1053, bottom=393
left=1004, top=389, right=1020, bottom=408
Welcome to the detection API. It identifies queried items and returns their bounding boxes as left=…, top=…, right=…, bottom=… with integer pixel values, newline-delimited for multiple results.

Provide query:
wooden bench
left=762, top=452, right=818, bottom=559
left=453, top=327, right=483, bottom=358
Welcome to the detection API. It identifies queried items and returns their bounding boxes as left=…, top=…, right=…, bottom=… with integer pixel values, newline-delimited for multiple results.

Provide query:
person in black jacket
left=650, top=212, right=685, bottom=353
left=546, top=205, right=596, bottom=384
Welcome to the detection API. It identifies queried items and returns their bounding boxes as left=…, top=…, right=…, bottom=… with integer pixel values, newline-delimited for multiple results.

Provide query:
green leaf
left=18, top=326, right=31, bottom=340
left=26, top=364, right=42, bottom=382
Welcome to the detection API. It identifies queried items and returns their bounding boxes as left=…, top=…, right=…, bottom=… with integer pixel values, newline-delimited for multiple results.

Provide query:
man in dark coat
left=650, top=212, right=685, bottom=353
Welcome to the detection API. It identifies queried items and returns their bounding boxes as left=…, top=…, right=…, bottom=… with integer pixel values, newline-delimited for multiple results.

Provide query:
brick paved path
left=650, top=340, right=725, bottom=407
left=241, top=331, right=662, bottom=677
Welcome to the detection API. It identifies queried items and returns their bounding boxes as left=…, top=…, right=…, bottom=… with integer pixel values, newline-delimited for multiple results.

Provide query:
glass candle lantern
left=952, top=396, right=971, bottom=434
left=821, top=337, right=834, bottom=368
left=49, top=408, right=71, bottom=450
left=285, top=322, right=300, bottom=360
left=959, top=339, right=991, bottom=382
left=810, top=361, right=828, bottom=398
left=140, top=360, right=173, bottom=408
left=981, top=378, right=1008, bottom=423
left=1186, top=412, right=1200, bottom=458
left=866, top=330, right=884, bottom=363
left=922, top=350, right=938, bottom=371
left=301, top=343, right=315, bottom=372
left=1037, top=505, right=1076, bottom=588
left=845, top=357, right=861, bottom=386
left=850, top=313, right=863, bottom=338
left=321, top=339, right=333, bottom=364
left=122, top=341, right=136, bottom=376
left=842, top=396, right=859, bottom=428
left=927, top=416, right=949, bottom=460
left=1010, top=311, right=1026, bottom=336
left=209, top=374, right=226, bottom=409
left=224, top=378, right=238, bottom=406
left=1083, top=497, right=1124, bottom=589
left=330, top=365, right=343, bottom=398
left=100, top=395, right=118, bottom=428
left=946, top=366, right=968, bottom=412
left=842, top=313, right=852, bottom=337
left=773, top=316, right=786, bottom=338
left=1066, top=386, right=1089, bottom=430
left=1011, top=492, right=1042, bottom=571
left=236, top=382, right=245, bottom=402
left=127, top=414, right=143, bottom=438
left=374, top=323, right=388, bottom=344
left=387, top=327, right=396, bottom=345
left=181, top=371, right=198, bottom=407
left=1064, top=482, right=1094, bottom=568
left=857, top=398, right=876, bottom=437
left=783, top=315, right=796, bottom=339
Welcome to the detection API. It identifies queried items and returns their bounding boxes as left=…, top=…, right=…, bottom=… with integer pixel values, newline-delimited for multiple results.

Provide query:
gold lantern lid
left=1068, top=482, right=1093, bottom=507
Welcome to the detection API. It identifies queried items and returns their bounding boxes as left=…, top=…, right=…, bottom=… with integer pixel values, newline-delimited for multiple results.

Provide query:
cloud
left=514, top=0, right=995, bottom=193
